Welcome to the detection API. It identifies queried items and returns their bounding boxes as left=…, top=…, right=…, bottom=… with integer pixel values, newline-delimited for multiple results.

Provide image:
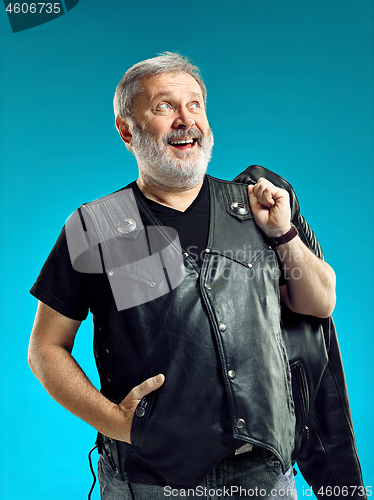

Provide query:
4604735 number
left=5, top=3, right=61, bottom=14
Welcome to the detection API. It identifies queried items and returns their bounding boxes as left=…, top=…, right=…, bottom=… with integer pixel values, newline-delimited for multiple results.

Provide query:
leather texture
left=89, top=175, right=296, bottom=488
left=233, top=165, right=365, bottom=499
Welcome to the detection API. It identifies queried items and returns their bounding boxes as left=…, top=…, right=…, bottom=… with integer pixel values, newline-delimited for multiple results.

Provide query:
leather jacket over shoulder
left=233, top=166, right=365, bottom=499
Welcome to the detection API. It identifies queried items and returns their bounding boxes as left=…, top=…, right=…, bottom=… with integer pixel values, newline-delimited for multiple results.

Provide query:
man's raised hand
left=248, top=178, right=291, bottom=237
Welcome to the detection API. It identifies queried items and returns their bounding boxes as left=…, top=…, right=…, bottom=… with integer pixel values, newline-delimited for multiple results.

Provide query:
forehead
left=136, top=72, right=203, bottom=105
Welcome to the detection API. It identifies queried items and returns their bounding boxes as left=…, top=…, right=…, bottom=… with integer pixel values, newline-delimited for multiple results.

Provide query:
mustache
left=163, top=128, right=204, bottom=146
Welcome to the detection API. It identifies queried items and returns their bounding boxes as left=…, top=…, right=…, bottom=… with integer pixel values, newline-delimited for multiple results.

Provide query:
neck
left=136, top=175, right=204, bottom=212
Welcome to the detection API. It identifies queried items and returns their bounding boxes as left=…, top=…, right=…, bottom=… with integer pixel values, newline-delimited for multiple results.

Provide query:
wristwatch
left=266, top=224, right=299, bottom=248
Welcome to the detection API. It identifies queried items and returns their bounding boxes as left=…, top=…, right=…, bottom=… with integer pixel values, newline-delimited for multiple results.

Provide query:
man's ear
left=115, top=116, right=133, bottom=146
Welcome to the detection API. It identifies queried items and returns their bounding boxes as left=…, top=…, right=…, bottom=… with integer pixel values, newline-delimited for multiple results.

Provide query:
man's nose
left=173, top=109, right=195, bottom=130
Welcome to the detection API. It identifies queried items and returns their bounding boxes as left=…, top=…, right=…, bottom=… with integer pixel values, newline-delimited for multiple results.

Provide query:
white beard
left=131, top=125, right=214, bottom=191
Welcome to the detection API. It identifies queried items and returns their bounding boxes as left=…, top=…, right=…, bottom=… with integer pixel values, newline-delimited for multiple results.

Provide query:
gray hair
left=113, top=52, right=207, bottom=124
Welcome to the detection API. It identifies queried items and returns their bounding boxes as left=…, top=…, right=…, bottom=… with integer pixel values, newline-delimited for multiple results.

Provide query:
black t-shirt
left=132, top=177, right=209, bottom=268
left=30, top=178, right=210, bottom=321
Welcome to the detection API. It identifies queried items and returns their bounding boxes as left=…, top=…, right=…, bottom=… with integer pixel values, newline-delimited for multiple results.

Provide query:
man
left=29, top=53, right=364, bottom=499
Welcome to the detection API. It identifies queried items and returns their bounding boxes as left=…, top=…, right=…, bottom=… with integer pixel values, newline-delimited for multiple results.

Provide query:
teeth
left=170, top=139, right=194, bottom=145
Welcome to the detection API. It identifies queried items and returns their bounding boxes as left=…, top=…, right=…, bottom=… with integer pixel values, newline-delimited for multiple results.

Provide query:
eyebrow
left=153, top=91, right=202, bottom=100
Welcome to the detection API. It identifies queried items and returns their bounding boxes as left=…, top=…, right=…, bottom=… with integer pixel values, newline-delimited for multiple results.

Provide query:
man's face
left=122, top=72, right=214, bottom=191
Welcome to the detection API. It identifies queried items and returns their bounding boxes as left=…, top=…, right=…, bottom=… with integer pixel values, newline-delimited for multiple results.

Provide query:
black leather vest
left=79, top=175, right=296, bottom=488
left=66, top=165, right=366, bottom=492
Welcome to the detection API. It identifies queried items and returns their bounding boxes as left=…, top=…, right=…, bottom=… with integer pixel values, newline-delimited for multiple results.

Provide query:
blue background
left=0, top=1, right=373, bottom=498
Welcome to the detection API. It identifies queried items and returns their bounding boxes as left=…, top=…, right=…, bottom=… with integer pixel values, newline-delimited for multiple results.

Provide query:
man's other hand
left=248, top=178, right=292, bottom=237
left=112, top=374, right=165, bottom=444
left=28, top=301, right=166, bottom=444
left=247, top=179, right=336, bottom=318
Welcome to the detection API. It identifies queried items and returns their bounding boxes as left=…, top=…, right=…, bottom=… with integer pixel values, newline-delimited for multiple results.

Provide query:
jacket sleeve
left=297, top=317, right=365, bottom=498
left=233, top=166, right=365, bottom=499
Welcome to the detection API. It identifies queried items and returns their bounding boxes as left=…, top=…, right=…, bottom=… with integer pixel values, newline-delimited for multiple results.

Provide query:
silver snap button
left=231, top=202, right=249, bottom=215
left=107, top=378, right=111, bottom=384
left=205, top=248, right=211, bottom=253
left=108, top=271, right=114, bottom=277
left=219, top=323, right=227, bottom=332
left=183, top=252, right=189, bottom=258
left=228, top=370, right=236, bottom=380
left=148, top=282, right=156, bottom=288
left=236, top=418, right=245, bottom=429
left=247, top=263, right=253, bottom=268
left=105, top=349, right=110, bottom=354
left=136, top=407, right=146, bottom=417
left=117, top=218, right=136, bottom=235
left=204, top=283, right=212, bottom=290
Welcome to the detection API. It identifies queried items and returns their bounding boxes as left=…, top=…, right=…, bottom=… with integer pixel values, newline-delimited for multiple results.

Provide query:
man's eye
left=190, top=102, right=200, bottom=109
left=157, top=103, right=171, bottom=110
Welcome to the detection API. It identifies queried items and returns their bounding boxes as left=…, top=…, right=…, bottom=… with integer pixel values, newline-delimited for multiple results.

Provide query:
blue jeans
left=98, top=447, right=297, bottom=499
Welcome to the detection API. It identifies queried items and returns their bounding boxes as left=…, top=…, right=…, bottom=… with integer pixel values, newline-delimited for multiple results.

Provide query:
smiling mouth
left=168, top=138, right=198, bottom=150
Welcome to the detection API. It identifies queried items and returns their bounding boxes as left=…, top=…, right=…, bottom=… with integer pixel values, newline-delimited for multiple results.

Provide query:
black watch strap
left=267, top=224, right=299, bottom=248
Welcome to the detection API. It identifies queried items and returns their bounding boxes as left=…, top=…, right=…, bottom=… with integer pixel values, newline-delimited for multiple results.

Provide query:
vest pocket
left=130, top=368, right=156, bottom=449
